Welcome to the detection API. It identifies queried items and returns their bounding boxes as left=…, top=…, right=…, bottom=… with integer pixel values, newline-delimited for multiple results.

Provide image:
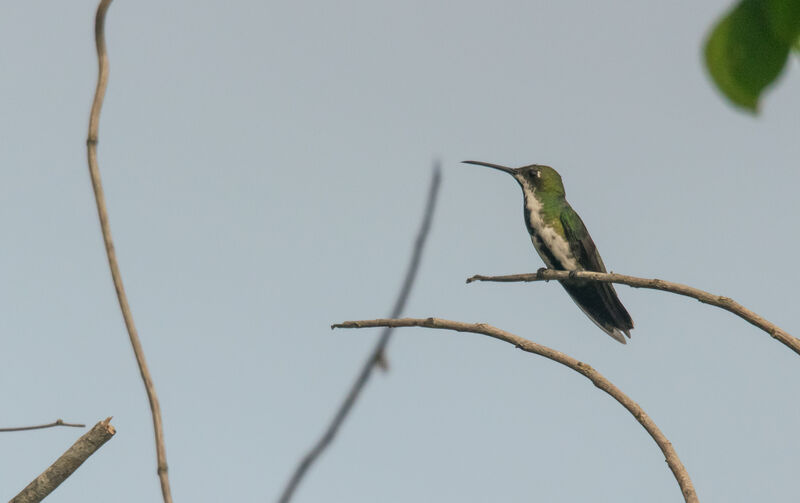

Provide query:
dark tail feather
left=560, top=280, right=634, bottom=343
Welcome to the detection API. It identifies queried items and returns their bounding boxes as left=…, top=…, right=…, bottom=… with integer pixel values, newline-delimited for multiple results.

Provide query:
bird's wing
left=559, top=205, right=634, bottom=337
left=559, top=206, right=607, bottom=273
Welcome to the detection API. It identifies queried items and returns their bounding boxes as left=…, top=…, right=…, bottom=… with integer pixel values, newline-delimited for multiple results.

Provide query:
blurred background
left=1, top=1, right=798, bottom=501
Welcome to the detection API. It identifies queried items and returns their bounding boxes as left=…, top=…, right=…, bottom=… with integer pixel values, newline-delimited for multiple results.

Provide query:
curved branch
left=10, top=418, right=115, bottom=503
left=278, top=164, right=442, bottom=503
left=332, top=317, right=699, bottom=503
left=86, top=2, right=172, bottom=501
left=0, top=419, right=85, bottom=432
left=466, top=269, right=799, bottom=356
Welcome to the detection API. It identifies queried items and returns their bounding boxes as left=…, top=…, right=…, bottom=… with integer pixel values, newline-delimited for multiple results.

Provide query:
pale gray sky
left=2, top=1, right=799, bottom=502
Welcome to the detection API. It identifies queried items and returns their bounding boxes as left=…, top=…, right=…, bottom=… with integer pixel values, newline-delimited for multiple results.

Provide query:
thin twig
left=9, top=417, right=116, bottom=503
left=277, top=164, right=442, bottom=503
left=332, top=318, right=699, bottom=503
left=0, top=419, right=85, bottom=433
left=86, top=2, right=173, bottom=502
left=466, top=269, right=799, bottom=356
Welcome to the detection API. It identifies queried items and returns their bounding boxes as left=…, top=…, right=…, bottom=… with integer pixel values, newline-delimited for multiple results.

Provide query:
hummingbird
left=464, top=160, right=634, bottom=343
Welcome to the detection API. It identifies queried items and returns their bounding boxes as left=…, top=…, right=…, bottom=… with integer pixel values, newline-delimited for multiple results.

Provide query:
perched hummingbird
left=464, top=160, right=634, bottom=343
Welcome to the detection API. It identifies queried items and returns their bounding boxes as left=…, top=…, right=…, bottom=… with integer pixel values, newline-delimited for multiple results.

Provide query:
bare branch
left=0, top=420, right=85, bottom=433
left=9, top=417, right=116, bottom=503
left=467, top=269, right=799, bottom=356
left=332, top=318, right=699, bottom=503
left=86, top=2, right=172, bottom=501
left=278, top=164, right=442, bottom=503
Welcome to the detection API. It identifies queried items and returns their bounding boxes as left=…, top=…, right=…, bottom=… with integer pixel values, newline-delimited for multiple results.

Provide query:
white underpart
left=517, top=176, right=580, bottom=270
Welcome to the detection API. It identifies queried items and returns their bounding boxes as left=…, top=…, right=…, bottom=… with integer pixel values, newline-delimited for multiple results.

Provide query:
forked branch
left=467, top=270, right=799, bottom=356
left=332, top=317, right=699, bottom=503
left=86, top=1, right=172, bottom=501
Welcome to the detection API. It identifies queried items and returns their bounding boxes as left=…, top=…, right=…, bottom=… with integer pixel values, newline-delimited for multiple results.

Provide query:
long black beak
left=462, top=160, right=517, bottom=175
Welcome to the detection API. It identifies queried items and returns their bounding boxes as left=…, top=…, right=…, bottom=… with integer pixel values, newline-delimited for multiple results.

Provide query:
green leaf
left=704, top=0, right=800, bottom=112
left=764, top=0, right=800, bottom=43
